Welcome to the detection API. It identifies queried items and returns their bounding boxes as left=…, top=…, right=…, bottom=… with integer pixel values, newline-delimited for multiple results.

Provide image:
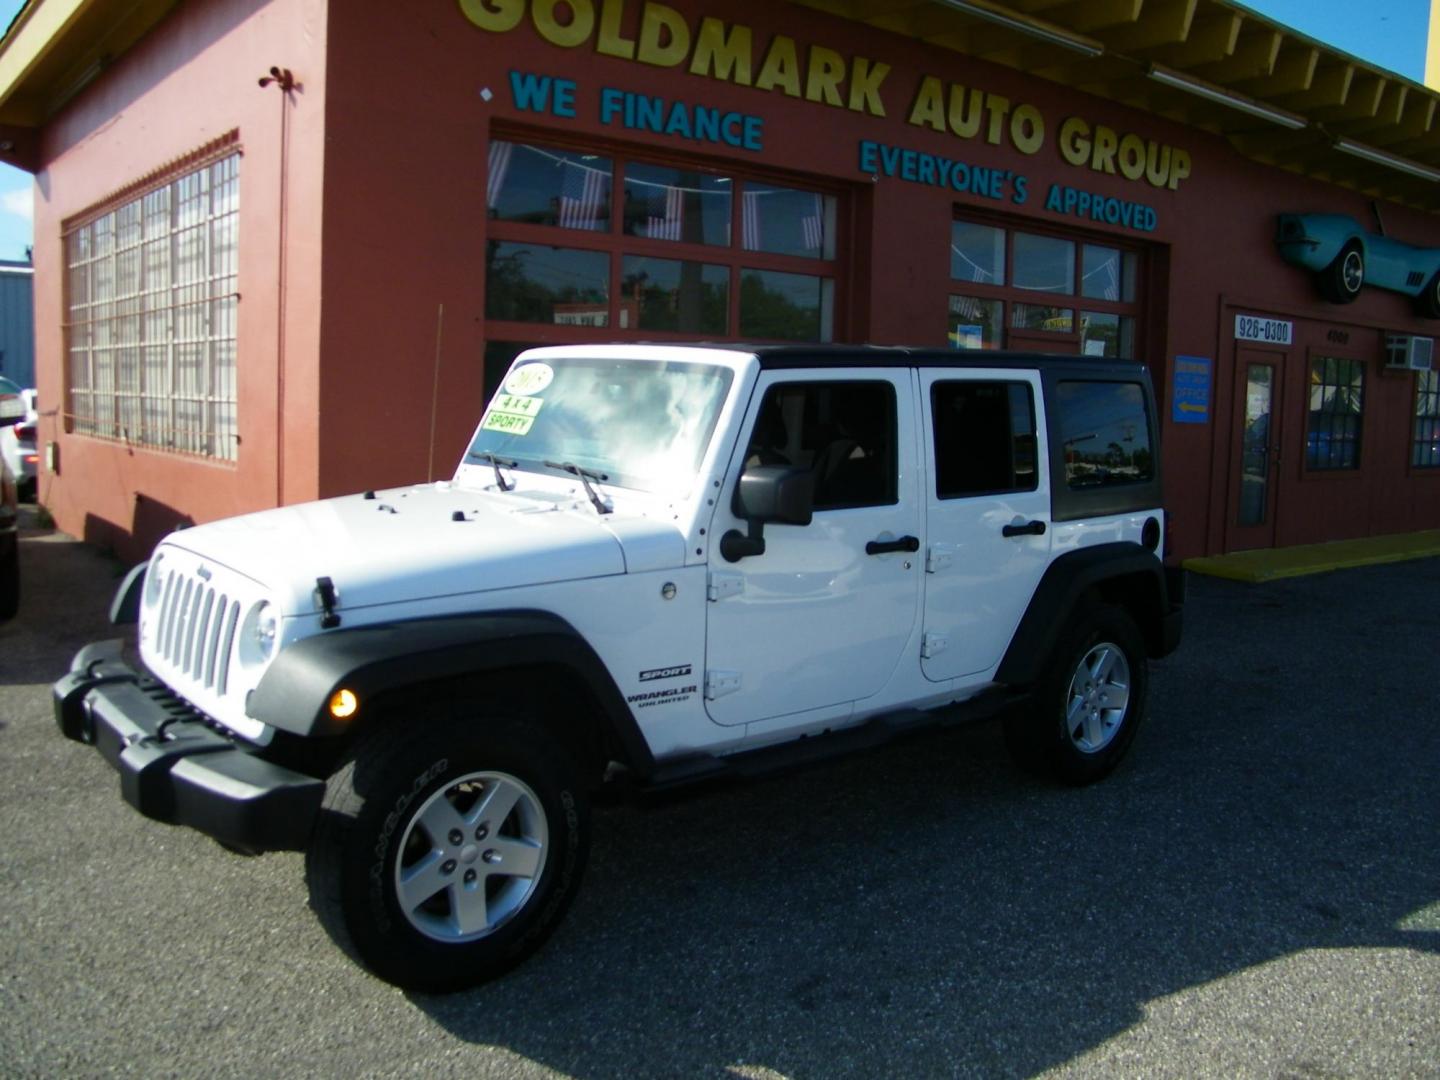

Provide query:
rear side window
left=1055, top=381, right=1154, bottom=489
left=931, top=381, right=1038, bottom=498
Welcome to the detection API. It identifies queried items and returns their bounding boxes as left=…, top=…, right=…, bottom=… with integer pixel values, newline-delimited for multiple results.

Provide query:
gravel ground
left=1, top=512, right=1436, bottom=1079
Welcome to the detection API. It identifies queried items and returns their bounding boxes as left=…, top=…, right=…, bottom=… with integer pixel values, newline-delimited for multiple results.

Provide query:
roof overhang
left=0, top=0, right=178, bottom=170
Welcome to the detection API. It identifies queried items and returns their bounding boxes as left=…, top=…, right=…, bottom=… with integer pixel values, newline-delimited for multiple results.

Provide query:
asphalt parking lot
left=1, top=511, right=1437, bottom=1079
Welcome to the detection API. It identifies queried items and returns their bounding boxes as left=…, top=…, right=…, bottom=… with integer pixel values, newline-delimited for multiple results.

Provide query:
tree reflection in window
left=739, top=270, right=832, bottom=342
left=485, top=242, right=610, bottom=326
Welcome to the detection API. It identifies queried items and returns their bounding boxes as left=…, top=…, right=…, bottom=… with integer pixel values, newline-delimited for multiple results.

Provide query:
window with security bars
left=65, top=152, right=239, bottom=460
left=1305, top=356, right=1364, bottom=471
left=1415, top=370, right=1440, bottom=469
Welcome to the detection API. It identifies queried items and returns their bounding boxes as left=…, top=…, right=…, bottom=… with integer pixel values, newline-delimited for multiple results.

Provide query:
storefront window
left=621, top=256, right=729, bottom=334
left=484, top=139, right=841, bottom=344
left=739, top=270, right=833, bottom=342
left=488, top=142, right=612, bottom=232
left=740, top=182, right=835, bottom=260
left=1413, top=370, right=1439, bottom=468
left=1081, top=244, right=1135, bottom=302
left=1012, top=303, right=1073, bottom=333
left=1306, top=356, right=1364, bottom=470
left=947, top=216, right=1142, bottom=357
left=947, top=295, right=1002, bottom=349
left=485, top=242, right=610, bottom=326
left=1013, top=233, right=1075, bottom=294
left=622, top=163, right=731, bottom=246
left=950, top=223, right=1005, bottom=285
left=1080, top=312, right=1134, bottom=359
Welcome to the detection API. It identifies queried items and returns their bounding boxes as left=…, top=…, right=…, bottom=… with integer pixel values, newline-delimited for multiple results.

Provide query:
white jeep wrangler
left=56, top=344, right=1183, bottom=992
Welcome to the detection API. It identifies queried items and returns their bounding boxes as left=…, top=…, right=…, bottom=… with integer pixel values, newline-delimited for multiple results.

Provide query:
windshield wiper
left=467, top=451, right=516, bottom=491
left=543, top=460, right=612, bottom=515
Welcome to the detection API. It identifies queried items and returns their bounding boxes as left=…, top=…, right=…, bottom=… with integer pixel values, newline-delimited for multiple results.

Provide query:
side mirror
left=720, top=466, right=814, bottom=562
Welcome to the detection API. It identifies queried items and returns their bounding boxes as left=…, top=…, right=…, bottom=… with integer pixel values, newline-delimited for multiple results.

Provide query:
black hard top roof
left=735, top=344, right=1151, bottom=379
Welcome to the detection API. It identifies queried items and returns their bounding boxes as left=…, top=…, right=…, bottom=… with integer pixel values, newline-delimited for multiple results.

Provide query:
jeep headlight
left=239, top=600, right=281, bottom=668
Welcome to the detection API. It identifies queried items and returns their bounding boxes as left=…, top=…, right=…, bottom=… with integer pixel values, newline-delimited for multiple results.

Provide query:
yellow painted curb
left=1184, top=530, right=1440, bottom=583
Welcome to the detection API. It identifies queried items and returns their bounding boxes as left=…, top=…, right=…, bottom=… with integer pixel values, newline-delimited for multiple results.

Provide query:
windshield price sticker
left=505, top=363, right=555, bottom=396
left=1235, top=314, right=1294, bottom=345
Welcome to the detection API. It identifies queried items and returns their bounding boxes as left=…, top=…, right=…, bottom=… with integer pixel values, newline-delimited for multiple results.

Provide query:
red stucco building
left=1, top=0, right=1437, bottom=562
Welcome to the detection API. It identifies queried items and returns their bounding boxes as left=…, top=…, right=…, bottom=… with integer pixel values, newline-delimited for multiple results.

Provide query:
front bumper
left=54, top=641, right=324, bottom=852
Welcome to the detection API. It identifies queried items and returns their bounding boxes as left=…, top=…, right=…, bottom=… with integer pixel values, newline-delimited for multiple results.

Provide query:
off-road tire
left=305, top=710, right=589, bottom=993
left=1005, top=602, right=1148, bottom=785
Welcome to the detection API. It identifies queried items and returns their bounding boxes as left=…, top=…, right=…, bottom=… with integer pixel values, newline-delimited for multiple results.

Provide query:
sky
left=0, top=0, right=1431, bottom=261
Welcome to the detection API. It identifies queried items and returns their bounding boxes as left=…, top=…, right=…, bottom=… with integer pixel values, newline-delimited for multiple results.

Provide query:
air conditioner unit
left=1385, top=335, right=1434, bottom=371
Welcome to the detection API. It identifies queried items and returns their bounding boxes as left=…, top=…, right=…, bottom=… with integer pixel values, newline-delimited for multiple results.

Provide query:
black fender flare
left=110, top=561, right=148, bottom=625
left=248, top=609, right=653, bottom=774
left=996, top=542, right=1174, bottom=687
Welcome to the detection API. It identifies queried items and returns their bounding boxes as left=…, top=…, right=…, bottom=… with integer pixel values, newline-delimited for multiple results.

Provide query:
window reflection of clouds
left=950, top=222, right=1005, bottom=284
left=1082, top=245, right=1125, bottom=301
left=1013, top=233, right=1074, bottom=294
left=1059, top=382, right=1146, bottom=443
left=471, top=360, right=732, bottom=495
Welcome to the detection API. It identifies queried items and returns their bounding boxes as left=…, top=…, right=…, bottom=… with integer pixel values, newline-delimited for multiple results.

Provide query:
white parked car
left=0, top=379, right=36, bottom=502
left=0, top=389, right=21, bottom=619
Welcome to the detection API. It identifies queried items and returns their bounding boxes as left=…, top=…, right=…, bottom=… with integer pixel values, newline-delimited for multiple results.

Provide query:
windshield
left=465, top=357, right=734, bottom=496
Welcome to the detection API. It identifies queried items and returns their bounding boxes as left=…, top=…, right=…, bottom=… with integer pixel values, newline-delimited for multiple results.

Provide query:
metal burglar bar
left=1305, top=355, right=1365, bottom=471
left=64, top=153, right=240, bottom=460
left=1414, top=371, right=1439, bottom=469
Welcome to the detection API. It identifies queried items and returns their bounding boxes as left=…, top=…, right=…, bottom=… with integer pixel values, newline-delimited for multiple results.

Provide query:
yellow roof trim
left=1428, top=0, right=1439, bottom=91
left=0, top=0, right=94, bottom=107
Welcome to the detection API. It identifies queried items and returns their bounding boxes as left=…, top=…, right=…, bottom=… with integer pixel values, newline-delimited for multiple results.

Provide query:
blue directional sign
left=1172, top=355, right=1211, bottom=425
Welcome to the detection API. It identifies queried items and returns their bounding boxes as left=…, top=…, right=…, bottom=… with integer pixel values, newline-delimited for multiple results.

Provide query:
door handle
left=866, top=535, right=921, bottom=555
left=1001, top=520, right=1047, bottom=538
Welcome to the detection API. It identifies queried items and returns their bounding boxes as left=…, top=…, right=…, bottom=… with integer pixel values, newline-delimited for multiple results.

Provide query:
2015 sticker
left=505, top=363, right=554, bottom=396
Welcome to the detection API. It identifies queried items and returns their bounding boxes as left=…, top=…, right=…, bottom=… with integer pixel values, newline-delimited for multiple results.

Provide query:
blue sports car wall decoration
left=1275, top=213, right=1440, bottom=318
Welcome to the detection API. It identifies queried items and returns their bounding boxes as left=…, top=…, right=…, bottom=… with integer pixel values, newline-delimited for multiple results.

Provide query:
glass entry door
left=1229, top=349, right=1284, bottom=550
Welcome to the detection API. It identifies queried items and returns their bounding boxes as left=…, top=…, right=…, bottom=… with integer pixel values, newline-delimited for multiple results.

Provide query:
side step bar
left=638, top=687, right=1025, bottom=795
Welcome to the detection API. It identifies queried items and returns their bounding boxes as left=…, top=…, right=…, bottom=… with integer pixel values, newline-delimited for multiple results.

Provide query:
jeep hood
left=157, top=483, right=685, bottom=614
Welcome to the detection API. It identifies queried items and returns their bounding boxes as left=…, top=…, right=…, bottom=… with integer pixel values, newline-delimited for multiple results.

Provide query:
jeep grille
left=153, top=569, right=241, bottom=696
left=139, top=547, right=269, bottom=742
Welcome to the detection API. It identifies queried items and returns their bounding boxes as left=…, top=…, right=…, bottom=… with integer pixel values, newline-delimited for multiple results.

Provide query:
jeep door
left=918, top=369, right=1052, bottom=681
left=703, top=371, right=922, bottom=727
